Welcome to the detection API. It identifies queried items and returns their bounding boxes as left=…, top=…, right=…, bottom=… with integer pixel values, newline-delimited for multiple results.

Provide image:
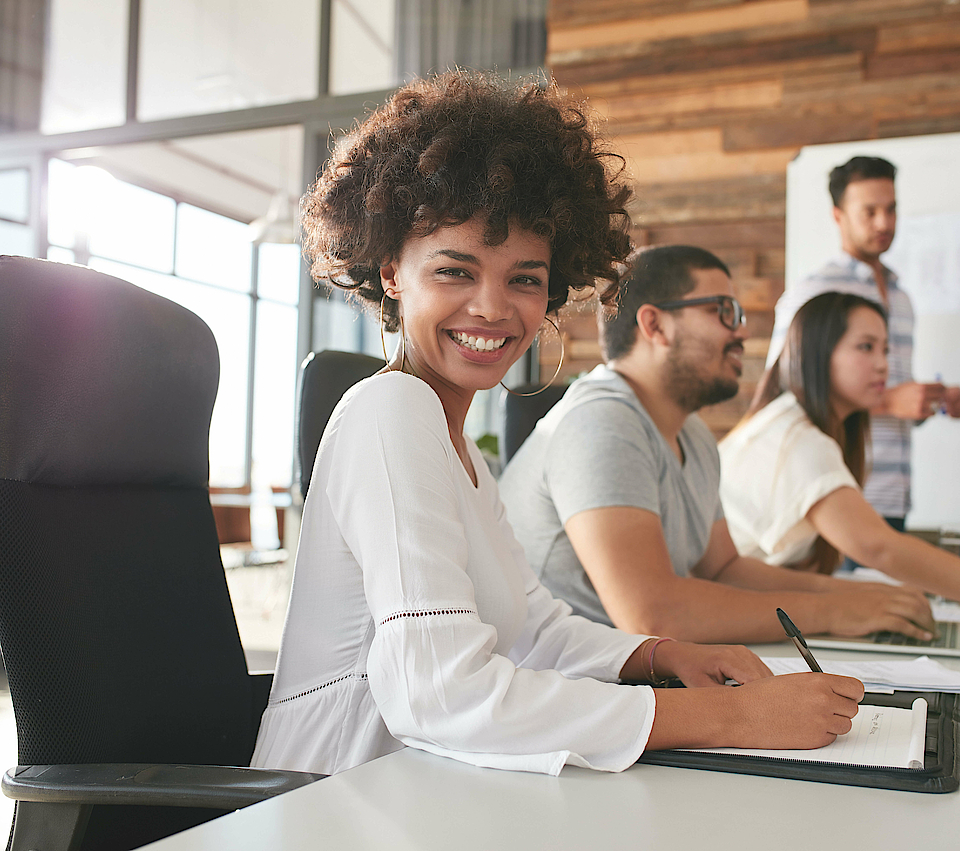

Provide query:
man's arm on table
left=564, top=506, right=934, bottom=644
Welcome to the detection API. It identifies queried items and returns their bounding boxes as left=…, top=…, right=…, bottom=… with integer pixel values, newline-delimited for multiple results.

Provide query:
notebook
left=685, top=698, right=927, bottom=770
left=638, top=691, right=960, bottom=792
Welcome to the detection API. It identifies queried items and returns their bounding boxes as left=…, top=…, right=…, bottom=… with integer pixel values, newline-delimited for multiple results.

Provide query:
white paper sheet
left=762, top=655, right=960, bottom=693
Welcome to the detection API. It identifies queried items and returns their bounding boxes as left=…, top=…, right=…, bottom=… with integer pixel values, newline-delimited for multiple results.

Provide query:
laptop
left=805, top=568, right=960, bottom=657
left=805, top=620, right=960, bottom=657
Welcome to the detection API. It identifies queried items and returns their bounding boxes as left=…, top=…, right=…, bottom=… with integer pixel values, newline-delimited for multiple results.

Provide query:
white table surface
left=143, top=644, right=960, bottom=851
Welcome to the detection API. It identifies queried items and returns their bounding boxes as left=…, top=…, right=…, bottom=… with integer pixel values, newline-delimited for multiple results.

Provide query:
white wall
left=786, top=134, right=960, bottom=530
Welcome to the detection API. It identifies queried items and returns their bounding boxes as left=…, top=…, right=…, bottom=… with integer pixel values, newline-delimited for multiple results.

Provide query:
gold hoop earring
left=500, top=316, right=564, bottom=397
left=380, top=294, right=406, bottom=372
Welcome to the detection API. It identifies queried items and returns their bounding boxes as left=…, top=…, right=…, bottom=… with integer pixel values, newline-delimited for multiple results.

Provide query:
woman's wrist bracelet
left=648, top=636, right=676, bottom=686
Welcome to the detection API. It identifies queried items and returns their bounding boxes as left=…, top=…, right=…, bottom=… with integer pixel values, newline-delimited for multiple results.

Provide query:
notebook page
left=684, top=698, right=927, bottom=769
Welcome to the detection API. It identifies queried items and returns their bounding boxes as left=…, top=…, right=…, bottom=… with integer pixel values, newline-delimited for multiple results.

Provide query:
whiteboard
left=786, top=134, right=960, bottom=530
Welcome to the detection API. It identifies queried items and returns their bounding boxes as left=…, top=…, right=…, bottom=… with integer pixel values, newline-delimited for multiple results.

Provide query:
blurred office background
left=4, top=0, right=960, bottom=513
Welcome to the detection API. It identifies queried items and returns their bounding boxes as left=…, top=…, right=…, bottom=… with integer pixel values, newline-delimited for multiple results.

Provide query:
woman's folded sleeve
left=760, top=428, right=860, bottom=557
left=326, top=376, right=656, bottom=775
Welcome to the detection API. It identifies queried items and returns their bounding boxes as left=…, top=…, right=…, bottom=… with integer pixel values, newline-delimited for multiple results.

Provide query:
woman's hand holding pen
left=727, top=673, right=865, bottom=749
left=645, top=610, right=864, bottom=752
left=724, top=609, right=864, bottom=750
left=646, top=672, right=864, bottom=751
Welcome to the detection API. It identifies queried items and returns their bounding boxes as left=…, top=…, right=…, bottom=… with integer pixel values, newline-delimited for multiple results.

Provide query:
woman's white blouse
left=718, top=392, right=860, bottom=567
left=251, top=372, right=655, bottom=777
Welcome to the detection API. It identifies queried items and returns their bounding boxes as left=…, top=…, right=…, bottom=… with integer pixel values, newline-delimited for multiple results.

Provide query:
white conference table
left=143, top=644, right=960, bottom=851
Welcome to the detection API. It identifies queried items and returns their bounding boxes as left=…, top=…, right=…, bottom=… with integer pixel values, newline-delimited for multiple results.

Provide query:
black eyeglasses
left=650, top=295, right=745, bottom=331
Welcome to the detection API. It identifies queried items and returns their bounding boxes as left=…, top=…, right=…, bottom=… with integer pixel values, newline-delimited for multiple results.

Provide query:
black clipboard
left=637, top=691, right=960, bottom=793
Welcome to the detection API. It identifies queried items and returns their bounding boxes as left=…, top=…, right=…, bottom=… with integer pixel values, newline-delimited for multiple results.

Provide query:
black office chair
left=499, top=382, right=569, bottom=466
left=0, top=256, right=323, bottom=851
left=296, top=350, right=384, bottom=499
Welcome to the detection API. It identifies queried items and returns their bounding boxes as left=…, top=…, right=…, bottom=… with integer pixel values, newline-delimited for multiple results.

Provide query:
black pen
left=776, top=607, right=823, bottom=673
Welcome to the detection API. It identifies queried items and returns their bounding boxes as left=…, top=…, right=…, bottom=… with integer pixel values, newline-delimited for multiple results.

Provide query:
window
left=0, top=220, right=32, bottom=256
left=41, top=0, right=127, bottom=133
left=329, top=0, right=397, bottom=96
left=138, top=0, right=321, bottom=121
left=252, top=245, right=299, bottom=491
left=0, top=168, right=32, bottom=255
left=0, top=169, right=30, bottom=222
left=46, top=159, right=300, bottom=491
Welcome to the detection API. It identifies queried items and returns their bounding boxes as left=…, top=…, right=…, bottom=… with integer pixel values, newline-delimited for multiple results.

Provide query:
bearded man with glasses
left=499, top=245, right=928, bottom=644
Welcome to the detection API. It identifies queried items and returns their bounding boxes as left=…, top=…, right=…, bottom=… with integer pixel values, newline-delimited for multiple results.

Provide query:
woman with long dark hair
left=251, top=72, right=862, bottom=778
left=720, top=291, right=960, bottom=601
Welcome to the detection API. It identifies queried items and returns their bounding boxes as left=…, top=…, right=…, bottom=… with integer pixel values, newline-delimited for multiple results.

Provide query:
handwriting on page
left=826, top=707, right=909, bottom=768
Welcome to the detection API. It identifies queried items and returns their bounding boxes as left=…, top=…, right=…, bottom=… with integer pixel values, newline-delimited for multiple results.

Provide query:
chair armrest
left=3, top=763, right=325, bottom=809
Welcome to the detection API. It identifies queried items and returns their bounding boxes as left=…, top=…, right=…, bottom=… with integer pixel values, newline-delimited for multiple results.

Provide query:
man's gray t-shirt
left=499, top=364, right=724, bottom=628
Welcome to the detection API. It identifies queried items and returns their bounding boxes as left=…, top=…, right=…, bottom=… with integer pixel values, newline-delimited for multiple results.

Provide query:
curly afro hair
left=301, top=70, right=634, bottom=332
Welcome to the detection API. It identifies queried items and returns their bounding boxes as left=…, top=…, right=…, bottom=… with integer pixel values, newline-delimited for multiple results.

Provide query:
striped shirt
left=765, top=253, right=914, bottom=518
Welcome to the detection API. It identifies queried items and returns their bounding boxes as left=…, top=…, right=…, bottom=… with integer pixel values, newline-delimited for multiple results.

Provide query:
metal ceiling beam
left=0, top=88, right=391, bottom=158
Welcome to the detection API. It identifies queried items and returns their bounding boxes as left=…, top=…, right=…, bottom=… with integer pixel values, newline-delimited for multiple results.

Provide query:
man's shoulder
left=775, top=258, right=884, bottom=321
left=803, top=254, right=858, bottom=280
left=800, top=253, right=899, bottom=296
left=554, top=366, right=645, bottom=425
left=546, top=368, right=664, bottom=459
left=507, top=367, right=643, bottom=466
left=791, top=257, right=868, bottom=295
left=562, top=364, right=632, bottom=403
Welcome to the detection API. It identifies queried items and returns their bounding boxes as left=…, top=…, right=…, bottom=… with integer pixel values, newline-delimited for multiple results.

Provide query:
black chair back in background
left=0, top=256, right=319, bottom=851
left=296, top=350, right=384, bottom=499
left=498, top=382, right=569, bottom=467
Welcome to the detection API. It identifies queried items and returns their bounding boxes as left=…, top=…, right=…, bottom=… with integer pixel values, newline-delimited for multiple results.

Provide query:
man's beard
left=664, top=337, right=740, bottom=412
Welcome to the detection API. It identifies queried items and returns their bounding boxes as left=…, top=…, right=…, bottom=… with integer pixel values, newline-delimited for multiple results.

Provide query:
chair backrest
left=296, top=350, right=384, bottom=499
left=0, top=256, right=261, bottom=773
left=499, top=383, right=569, bottom=466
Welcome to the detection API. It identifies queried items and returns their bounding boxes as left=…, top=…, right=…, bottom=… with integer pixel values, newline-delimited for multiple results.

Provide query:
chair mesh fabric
left=0, top=256, right=263, bottom=849
left=0, top=482, right=253, bottom=767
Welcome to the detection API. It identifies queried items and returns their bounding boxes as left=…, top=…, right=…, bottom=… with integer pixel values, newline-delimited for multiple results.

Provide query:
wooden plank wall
left=543, top=0, right=960, bottom=438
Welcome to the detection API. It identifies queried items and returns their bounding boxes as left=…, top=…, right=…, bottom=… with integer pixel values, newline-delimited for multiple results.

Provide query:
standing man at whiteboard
left=766, top=155, right=960, bottom=535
